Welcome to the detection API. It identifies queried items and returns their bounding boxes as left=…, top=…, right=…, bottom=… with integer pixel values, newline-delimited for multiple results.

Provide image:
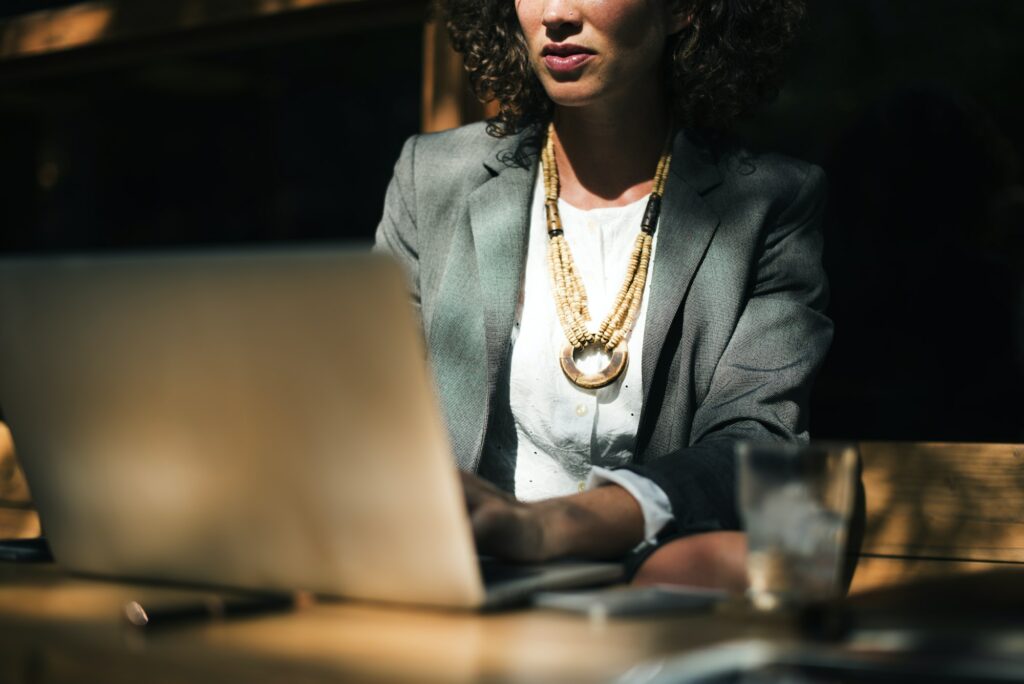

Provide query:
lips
left=542, top=43, right=595, bottom=74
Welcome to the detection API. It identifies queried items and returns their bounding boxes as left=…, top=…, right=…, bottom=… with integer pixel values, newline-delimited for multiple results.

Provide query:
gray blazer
left=374, top=122, right=832, bottom=538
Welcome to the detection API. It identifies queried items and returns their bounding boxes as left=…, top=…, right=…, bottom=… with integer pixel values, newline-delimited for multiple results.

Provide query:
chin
left=542, top=82, right=604, bottom=110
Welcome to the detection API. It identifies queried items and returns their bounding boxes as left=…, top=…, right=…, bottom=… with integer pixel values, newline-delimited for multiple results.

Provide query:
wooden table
left=0, top=563, right=796, bottom=684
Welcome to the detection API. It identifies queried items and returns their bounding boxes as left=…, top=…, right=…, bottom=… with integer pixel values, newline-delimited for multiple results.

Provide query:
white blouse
left=480, top=172, right=673, bottom=543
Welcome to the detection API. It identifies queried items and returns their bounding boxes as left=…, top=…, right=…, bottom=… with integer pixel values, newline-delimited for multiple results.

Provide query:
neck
left=551, top=86, right=671, bottom=210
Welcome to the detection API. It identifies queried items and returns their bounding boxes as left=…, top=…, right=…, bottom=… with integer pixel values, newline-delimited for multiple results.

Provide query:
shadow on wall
left=813, top=86, right=1024, bottom=442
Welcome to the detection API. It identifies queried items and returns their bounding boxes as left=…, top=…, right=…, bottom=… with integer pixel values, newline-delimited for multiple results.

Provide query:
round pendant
left=560, top=341, right=628, bottom=390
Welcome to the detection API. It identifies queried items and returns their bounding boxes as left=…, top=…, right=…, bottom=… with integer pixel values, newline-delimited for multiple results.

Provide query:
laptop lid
left=0, top=248, right=487, bottom=608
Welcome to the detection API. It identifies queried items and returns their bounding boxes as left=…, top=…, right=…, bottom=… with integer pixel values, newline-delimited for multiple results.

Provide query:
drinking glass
left=738, top=442, right=858, bottom=611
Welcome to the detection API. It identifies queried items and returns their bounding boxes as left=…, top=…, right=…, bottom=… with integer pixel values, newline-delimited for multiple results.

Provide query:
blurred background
left=0, top=0, right=1021, bottom=443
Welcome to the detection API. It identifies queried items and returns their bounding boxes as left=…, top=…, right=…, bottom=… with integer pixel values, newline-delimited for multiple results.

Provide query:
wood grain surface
left=858, top=442, right=1024, bottom=562
left=850, top=441, right=1024, bottom=593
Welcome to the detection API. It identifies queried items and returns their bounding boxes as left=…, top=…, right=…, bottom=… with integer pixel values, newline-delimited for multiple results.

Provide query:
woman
left=375, top=0, right=827, bottom=590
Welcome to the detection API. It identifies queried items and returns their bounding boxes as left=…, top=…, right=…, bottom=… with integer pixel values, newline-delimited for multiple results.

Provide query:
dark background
left=739, top=1, right=1024, bottom=443
left=1, top=1, right=1021, bottom=442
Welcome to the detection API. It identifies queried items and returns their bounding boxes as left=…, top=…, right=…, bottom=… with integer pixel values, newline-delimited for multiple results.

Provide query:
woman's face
left=515, top=0, right=690, bottom=110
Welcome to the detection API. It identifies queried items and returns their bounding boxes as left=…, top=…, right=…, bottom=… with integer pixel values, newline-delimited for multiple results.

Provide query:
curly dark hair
left=442, top=0, right=806, bottom=136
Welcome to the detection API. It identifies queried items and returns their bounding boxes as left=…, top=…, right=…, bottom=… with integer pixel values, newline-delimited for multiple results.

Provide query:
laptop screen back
left=0, top=249, right=485, bottom=607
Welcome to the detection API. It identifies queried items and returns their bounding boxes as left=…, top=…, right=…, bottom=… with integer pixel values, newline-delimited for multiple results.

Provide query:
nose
left=541, top=0, right=582, bottom=33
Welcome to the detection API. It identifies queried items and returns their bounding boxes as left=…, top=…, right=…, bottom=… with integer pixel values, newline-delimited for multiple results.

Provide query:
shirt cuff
left=586, top=466, right=674, bottom=544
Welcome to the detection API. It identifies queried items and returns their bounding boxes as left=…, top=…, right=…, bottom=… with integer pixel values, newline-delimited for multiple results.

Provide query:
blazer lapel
left=429, top=132, right=536, bottom=471
left=469, top=148, right=536, bottom=388
left=641, top=131, right=723, bottom=401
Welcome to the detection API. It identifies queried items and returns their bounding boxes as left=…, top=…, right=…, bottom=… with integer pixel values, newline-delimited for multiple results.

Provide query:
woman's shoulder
left=398, top=121, right=513, bottom=179
left=673, top=132, right=826, bottom=237
left=387, top=121, right=535, bottom=211
left=706, top=135, right=825, bottom=205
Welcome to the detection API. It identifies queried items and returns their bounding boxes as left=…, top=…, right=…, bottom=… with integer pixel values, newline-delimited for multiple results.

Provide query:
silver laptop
left=0, top=248, right=620, bottom=609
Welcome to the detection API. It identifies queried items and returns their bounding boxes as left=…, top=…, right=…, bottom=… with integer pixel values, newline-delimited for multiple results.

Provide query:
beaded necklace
left=542, top=122, right=673, bottom=390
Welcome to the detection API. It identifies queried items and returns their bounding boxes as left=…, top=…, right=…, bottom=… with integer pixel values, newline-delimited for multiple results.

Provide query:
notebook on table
left=0, top=248, right=620, bottom=609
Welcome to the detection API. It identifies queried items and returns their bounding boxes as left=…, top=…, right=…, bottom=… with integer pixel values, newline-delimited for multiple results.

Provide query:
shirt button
left=575, top=404, right=588, bottom=417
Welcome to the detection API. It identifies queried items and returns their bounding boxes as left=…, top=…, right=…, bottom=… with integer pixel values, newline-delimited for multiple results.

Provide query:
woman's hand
left=460, top=471, right=645, bottom=562
left=460, top=471, right=548, bottom=562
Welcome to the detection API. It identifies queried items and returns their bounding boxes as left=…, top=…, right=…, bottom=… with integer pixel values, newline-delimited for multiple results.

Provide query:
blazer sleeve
left=622, top=164, right=834, bottom=538
left=373, top=135, right=422, bottom=319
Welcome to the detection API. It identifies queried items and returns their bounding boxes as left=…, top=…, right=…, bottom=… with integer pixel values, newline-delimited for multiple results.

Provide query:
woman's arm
left=462, top=471, right=645, bottom=562
left=463, top=469, right=749, bottom=590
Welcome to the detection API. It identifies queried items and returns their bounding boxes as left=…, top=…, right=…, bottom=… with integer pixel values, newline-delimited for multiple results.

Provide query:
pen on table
left=123, top=592, right=308, bottom=631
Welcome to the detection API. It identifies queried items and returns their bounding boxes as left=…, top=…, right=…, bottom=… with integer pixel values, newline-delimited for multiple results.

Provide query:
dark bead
left=641, top=195, right=662, bottom=235
left=548, top=229, right=564, bottom=238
